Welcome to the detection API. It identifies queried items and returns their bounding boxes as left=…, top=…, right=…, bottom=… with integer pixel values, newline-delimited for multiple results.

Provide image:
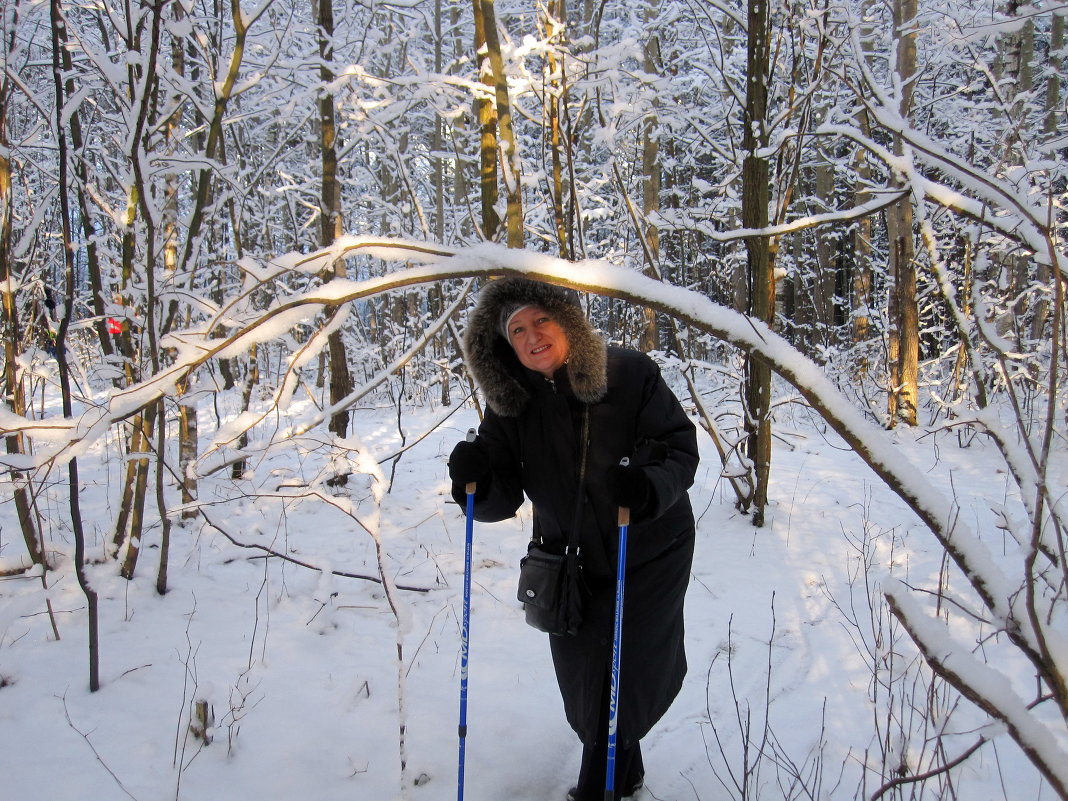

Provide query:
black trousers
left=570, top=674, right=645, bottom=801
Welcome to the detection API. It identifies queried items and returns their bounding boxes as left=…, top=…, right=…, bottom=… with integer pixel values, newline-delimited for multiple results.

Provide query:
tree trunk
left=639, top=1, right=661, bottom=353
left=179, top=400, right=198, bottom=520
left=851, top=6, right=875, bottom=372
left=1032, top=10, right=1063, bottom=343
left=59, top=19, right=112, bottom=359
left=116, top=0, right=166, bottom=561
left=852, top=132, right=873, bottom=367
left=813, top=159, right=836, bottom=350
left=155, top=400, right=172, bottom=595
left=433, top=0, right=446, bottom=244
left=1044, top=12, right=1064, bottom=138
left=49, top=0, right=98, bottom=690
left=886, top=0, right=919, bottom=427
left=317, top=0, right=352, bottom=438
left=119, top=405, right=157, bottom=580
left=0, top=25, right=46, bottom=567
left=232, top=343, right=259, bottom=480
left=742, top=0, right=773, bottom=526
left=472, top=0, right=500, bottom=241
left=479, top=0, right=523, bottom=246
left=545, top=0, right=569, bottom=257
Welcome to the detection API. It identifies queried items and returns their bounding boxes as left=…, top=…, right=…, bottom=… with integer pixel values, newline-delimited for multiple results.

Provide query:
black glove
left=606, top=462, right=653, bottom=515
left=448, top=440, right=490, bottom=486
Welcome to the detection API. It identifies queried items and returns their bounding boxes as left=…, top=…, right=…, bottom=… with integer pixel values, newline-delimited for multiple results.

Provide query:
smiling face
left=505, top=305, right=570, bottom=378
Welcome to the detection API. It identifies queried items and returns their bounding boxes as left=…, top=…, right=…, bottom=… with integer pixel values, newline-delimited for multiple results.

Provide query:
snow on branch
left=886, top=583, right=1068, bottom=799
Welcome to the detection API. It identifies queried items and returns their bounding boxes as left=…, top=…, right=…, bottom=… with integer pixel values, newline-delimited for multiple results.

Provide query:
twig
left=62, top=693, right=141, bottom=801
left=869, top=736, right=987, bottom=801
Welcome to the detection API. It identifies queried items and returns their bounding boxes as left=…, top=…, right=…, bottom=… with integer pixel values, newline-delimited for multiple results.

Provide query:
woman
left=448, top=277, right=698, bottom=801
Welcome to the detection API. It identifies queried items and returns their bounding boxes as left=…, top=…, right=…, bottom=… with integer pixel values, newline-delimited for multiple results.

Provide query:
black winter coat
left=451, top=279, right=698, bottom=748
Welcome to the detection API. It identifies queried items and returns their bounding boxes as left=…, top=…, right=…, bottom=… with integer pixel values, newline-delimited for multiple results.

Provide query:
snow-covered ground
left=0, top=393, right=1044, bottom=801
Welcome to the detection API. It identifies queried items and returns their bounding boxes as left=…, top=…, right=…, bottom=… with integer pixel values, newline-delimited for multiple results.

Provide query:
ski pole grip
left=465, top=428, right=477, bottom=495
left=617, top=457, right=631, bottom=527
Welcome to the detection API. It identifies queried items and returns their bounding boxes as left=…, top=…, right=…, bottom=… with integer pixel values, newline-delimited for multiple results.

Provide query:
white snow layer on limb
left=885, top=581, right=1068, bottom=795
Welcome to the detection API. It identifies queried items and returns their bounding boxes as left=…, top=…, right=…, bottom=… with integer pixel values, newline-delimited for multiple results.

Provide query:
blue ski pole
left=457, top=428, right=477, bottom=801
left=606, top=457, right=630, bottom=801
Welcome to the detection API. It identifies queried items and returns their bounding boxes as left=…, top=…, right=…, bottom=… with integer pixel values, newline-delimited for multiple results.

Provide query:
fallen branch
left=62, top=693, right=141, bottom=801
left=200, top=510, right=432, bottom=593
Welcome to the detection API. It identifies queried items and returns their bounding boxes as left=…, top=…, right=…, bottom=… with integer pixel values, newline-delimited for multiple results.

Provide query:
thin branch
left=62, top=694, right=142, bottom=801
left=869, top=736, right=987, bottom=801
left=200, top=509, right=431, bottom=593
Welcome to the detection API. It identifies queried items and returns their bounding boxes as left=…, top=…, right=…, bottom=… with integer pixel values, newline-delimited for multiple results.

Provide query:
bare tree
left=478, top=0, right=524, bottom=247
left=48, top=0, right=98, bottom=691
left=317, top=0, right=352, bottom=440
left=742, top=0, right=774, bottom=526
left=885, top=0, right=919, bottom=427
left=0, top=0, right=46, bottom=571
left=472, top=0, right=500, bottom=241
left=638, top=0, right=662, bottom=353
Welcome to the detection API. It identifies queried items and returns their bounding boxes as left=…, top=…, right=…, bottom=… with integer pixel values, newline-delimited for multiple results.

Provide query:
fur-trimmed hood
left=462, top=277, right=607, bottom=417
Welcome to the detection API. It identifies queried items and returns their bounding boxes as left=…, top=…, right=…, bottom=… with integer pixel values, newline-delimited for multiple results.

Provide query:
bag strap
left=566, top=405, right=590, bottom=556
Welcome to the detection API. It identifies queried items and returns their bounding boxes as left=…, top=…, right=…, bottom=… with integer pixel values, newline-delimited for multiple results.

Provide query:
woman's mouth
left=531, top=345, right=550, bottom=355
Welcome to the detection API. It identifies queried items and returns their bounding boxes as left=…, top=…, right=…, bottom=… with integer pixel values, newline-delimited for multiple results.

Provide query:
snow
left=0, top=245, right=1061, bottom=800
left=0, top=385, right=1052, bottom=801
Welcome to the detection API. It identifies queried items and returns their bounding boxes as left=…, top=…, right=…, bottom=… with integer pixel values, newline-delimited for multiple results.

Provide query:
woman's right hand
left=448, top=440, right=490, bottom=485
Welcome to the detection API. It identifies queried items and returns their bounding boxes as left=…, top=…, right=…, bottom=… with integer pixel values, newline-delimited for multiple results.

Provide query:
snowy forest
left=1, top=0, right=1066, bottom=800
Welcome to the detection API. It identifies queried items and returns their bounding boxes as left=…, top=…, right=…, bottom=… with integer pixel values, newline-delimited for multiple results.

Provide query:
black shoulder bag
left=516, top=407, right=590, bottom=636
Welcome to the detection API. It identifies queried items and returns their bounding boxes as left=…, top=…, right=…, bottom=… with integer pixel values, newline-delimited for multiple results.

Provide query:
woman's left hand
left=606, top=462, right=652, bottom=513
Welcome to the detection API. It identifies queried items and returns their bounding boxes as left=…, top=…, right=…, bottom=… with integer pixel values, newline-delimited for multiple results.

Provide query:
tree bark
left=472, top=0, right=500, bottom=241
left=118, top=405, right=157, bottom=580
left=544, top=0, right=569, bottom=257
left=479, top=0, right=523, bottom=246
left=49, top=0, right=98, bottom=691
left=742, top=0, right=773, bottom=526
left=179, top=400, right=198, bottom=519
left=317, top=0, right=352, bottom=438
left=155, top=400, right=172, bottom=595
left=433, top=0, right=447, bottom=244
left=1032, top=10, right=1063, bottom=343
left=639, top=1, right=661, bottom=353
left=851, top=2, right=876, bottom=372
left=0, top=13, right=46, bottom=567
left=886, top=0, right=919, bottom=427
left=851, top=131, right=873, bottom=364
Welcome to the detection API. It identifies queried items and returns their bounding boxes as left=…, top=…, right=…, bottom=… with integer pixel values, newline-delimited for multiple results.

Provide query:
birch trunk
left=886, top=0, right=919, bottom=427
